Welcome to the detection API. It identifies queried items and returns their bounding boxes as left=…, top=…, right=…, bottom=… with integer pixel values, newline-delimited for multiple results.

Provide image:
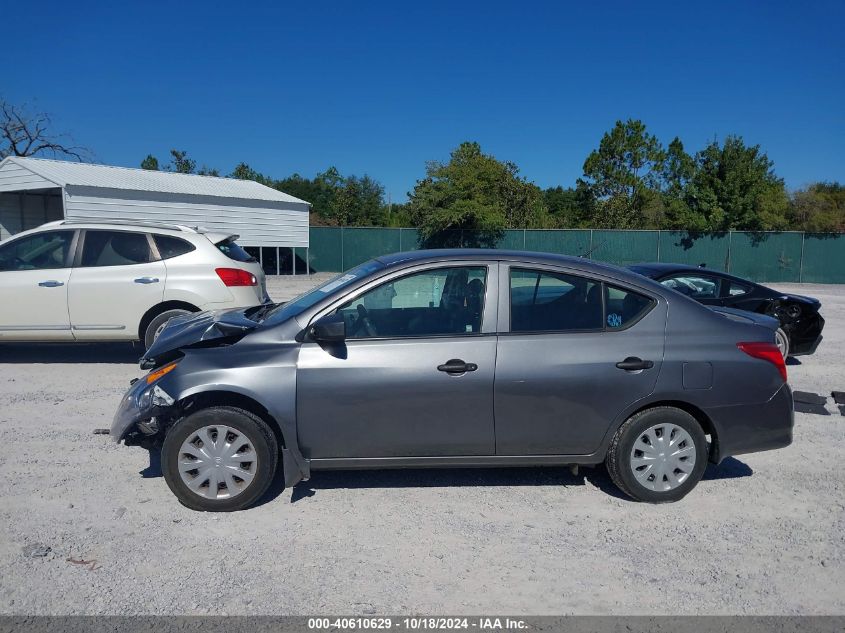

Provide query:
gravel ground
left=0, top=277, right=842, bottom=615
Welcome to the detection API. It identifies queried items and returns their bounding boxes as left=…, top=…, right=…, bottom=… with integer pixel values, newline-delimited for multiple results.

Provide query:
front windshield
left=261, top=259, right=385, bottom=325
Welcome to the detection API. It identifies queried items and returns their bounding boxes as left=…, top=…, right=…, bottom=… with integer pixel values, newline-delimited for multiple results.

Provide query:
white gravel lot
left=0, top=277, right=842, bottom=615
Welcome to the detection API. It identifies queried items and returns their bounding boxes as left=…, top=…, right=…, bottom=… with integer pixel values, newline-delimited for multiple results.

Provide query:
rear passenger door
left=494, top=264, right=666, bottom=456
left=67, top=230, right=166, bottom=340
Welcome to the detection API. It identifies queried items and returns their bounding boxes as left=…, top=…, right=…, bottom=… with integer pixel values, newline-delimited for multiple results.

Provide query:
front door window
left=335, top=266, right=488, bottom=338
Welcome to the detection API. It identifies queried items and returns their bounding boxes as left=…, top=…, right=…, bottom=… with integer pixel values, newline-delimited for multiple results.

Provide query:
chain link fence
left=307, top=227, right=845, bottom=283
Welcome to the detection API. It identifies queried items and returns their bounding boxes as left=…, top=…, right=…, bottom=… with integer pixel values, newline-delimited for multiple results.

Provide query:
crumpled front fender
left=110, top=377, right=177, bottom=443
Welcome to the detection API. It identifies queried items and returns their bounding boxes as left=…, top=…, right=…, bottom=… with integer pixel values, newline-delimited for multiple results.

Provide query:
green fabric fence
left=306, top=228, right=845, bottom=283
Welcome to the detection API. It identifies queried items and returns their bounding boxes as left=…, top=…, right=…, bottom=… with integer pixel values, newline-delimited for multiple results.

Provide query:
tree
left=407, top=141, right=546, bottom=246
left=140, top=150, right=214, bottom=175
left=167, top=149, right=196, bottom=174
left=789, top=182, right=845, bottom=232
left=659, top=138, right=706, bottom=230
left=543, top=183, right=594, bottom=228
left=581, top=119, right=665, bottom=228
left=691, top=136, right=789, bottom=231
left=0, top=99, right=90, bottom=160
left=140, top=154, right=159, bottom=170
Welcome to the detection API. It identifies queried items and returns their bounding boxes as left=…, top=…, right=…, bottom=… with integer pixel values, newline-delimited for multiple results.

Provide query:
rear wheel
left=162, top=406, right=278, bottom=512
left=775, top=328, right=790, bottom=359
left=606, top=407, right=708, bottom=503
left=143, top=309, right=191, bottom=349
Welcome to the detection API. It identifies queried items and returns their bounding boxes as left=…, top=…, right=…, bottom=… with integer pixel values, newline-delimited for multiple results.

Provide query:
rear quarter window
left=154, top=235, right=196, bottom=260
left=605, top=285, right=655, bottom=329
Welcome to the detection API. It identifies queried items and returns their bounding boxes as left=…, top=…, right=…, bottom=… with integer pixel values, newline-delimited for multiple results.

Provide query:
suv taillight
left=737, top=342, right=787, bottom=382
left=216, top=268, right=257, bottom=287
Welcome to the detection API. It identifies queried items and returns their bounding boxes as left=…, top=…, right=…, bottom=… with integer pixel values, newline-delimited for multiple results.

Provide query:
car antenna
left=579, top=240, right=605, bottom=259
left=698, top=263, right=707, bottom=268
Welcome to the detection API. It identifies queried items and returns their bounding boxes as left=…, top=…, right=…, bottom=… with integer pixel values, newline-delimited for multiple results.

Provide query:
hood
left=779, top=293, right=820, bottom=306
left=140, top=307, right=260, bottom=369
left=710, top=306, right=779, bottom=329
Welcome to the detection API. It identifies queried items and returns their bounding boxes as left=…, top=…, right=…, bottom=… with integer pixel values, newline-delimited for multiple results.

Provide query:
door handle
left=38, top=280, right=64, bottom=287
left=437, top=359, right=478, bottom=374
left=616, top=357, right=654, bottom=371
left=134, top=277, right=160, bottom=284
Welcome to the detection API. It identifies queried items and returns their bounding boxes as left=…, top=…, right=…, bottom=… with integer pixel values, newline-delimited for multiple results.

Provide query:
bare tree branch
left=0, top=99, right=91, bottom=161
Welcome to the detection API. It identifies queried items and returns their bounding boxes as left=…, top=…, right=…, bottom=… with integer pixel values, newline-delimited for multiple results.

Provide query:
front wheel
left=605, top=407, right=708, bottom=503
left=162, top=406, right=278, bottom=511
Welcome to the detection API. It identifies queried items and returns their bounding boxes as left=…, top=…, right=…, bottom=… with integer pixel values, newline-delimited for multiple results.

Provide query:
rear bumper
left=707, top=383, right=794, bottom=462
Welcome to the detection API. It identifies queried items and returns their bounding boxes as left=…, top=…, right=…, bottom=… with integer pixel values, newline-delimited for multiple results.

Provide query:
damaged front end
left=113, top=307, right=263, bottom=445
left=140, top=307, right=261, bottom=370
left=110, top=363, right=181, bottom=448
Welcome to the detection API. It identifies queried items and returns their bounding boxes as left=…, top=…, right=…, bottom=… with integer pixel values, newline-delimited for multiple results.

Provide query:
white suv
left=0, top=220, right=269, bottom=348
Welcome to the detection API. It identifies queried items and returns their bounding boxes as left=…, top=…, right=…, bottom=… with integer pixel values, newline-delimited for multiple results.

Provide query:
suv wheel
left=143, top=309, right=191, bottom=349
left=606, top=407, right=708, bottom=503
left=162, top=406, right=278, bottom=512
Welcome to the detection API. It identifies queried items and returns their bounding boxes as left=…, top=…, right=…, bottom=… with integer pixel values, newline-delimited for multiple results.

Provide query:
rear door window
left=80, top=231, right=153, bottom=267
left=659, top=274, right=721, bottom=299
left=509, top=269, right=603, bottom=332
left=216, top=238, right=256, bottom=263
left=727, top=280, right=752, bottom=296
left=154, top=235, right=196, bottom=260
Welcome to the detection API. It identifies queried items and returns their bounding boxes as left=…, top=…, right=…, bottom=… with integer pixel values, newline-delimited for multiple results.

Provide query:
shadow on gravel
left=0, top=342, right=140, bottom=364
left=786, top=357, right=803, bottom=366
left=140, top=448, right=162, bottom=478
left=285, top=457, right=754, bottom=504
left=702, top=456, right=753, bottom=480
left=137, top=449, right=753, bottom=507
left=288, top=466, right=627, bottom=504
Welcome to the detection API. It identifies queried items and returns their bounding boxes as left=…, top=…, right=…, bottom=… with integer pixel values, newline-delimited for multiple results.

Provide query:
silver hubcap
left=775, top=330, right=789, bottom=359
left=630, top=423, right=697, bottom=492
left=178, top=425, right=258, bottom=500
left=153, top=322, right=168, bottom=341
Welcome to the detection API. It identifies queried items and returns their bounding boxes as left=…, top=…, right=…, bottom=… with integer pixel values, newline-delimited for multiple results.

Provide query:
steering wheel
left=352, top=304, right=378, bottom=337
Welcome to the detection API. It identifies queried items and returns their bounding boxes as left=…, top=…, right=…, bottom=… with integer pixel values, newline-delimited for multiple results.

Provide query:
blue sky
left=4, top=1, right=843, bottom=201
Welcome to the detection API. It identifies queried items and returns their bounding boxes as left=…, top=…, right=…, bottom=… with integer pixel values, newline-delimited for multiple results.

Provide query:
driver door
left=0, top=230, right=77, bottom=341
left=296, top=263, right=498, bottom=459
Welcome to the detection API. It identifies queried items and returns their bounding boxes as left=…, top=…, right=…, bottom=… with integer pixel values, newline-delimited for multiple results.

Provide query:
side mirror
left=310, top=314, right=346, bottom=343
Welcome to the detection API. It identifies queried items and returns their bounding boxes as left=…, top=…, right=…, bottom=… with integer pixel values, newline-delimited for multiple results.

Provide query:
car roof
left=1, top=220, right=235, bottom=243
left=627, top=261, right=713, bottom=275
left=628, top=261, right=763, bottom=286
left=50, top=219, right=199, bottom=235
left=375, top=249, right=664, bottom=289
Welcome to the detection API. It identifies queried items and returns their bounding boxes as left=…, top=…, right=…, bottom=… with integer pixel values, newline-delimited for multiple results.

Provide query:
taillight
left=737, top=342, right=787, bottom=382
left=215, top=267, right=257, bottom=287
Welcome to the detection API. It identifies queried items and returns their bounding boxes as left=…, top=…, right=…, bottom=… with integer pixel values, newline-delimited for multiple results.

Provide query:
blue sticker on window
left=607, top=313, right=623, bottom=328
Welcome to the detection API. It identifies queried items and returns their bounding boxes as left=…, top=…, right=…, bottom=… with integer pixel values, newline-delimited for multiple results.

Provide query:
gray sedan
left=112, top=250, right=794, bottom=511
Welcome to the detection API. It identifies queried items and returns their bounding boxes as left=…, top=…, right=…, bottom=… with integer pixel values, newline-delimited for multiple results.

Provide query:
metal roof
left=0, top=156, right=309, bottom=205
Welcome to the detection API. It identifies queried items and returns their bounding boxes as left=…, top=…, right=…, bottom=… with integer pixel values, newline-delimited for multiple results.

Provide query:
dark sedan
left=112, top=250, right=793, bottom=511
left=629, top=263, right=824, bottom=358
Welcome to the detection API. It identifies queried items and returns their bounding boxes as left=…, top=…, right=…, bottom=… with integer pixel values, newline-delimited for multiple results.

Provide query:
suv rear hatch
left=207, top=233, right=270, bottom=304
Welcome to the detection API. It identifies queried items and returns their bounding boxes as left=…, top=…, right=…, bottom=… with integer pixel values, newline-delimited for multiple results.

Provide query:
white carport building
left=0, top=156, right=311, bottom=274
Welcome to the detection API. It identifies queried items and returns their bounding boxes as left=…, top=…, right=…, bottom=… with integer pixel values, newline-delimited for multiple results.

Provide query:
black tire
left=605, top=406, right=708, bottom=503
left=143, top=309, right=192, bottom=349
left=162, top=406, right=278, bottom=512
